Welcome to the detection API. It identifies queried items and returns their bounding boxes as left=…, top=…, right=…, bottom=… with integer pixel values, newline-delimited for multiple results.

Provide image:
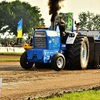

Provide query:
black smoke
left=48, top=0, right=64, bottom=22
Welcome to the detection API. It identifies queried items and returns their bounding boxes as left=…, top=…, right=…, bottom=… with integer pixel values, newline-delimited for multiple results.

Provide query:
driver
left=57, top=17, right=65, bottom=42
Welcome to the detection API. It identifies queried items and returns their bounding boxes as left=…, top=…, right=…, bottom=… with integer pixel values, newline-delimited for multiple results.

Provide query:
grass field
left=36, top=90, right=100, bottom=100
left=0, top=59, right=20, bottom=61
left=0, top=52, right=21, bottom=61
left=0, top=52, right=22, bottom=55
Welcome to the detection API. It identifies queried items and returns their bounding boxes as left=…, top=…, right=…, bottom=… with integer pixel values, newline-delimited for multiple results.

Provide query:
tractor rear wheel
left=51, top=53, right=66, bottom=71
left=20, top=52, right=34, bottom=70
left=67, top=36, right=89, bottom=70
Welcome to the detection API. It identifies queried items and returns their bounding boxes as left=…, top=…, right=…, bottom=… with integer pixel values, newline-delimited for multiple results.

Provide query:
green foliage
left=0, top=35, right=26, bottom=44
left=78, top=11, right=100, bottom=30
left=55, top=12, right=68, bottom=29
left=0, top=0, right=45, bottom=35
left=92, top=14, right=100, bottom=30
left=36, top=90, right=100, bottom=100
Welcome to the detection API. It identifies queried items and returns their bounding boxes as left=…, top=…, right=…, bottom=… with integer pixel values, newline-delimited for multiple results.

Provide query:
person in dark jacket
left=57, top=17, right=65, bottom=42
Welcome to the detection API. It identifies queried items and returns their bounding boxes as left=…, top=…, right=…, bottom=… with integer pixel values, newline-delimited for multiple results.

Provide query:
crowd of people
left=0, top=41, right=24, bottom=47
left=0, top=41, right=18, bottom=47
left=5, top=41, right=16, bottom=47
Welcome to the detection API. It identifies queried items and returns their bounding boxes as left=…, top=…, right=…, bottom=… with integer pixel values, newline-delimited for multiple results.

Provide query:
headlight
left=69, top=33, right=75, bottom=37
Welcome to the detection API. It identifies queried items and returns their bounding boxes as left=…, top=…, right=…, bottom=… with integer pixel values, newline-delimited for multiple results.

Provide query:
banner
left=0, top=47, right=25, bottom=53
left=0, top=47, right=7, bottom=52
left=68, top=12, right=73, bottom=30
left=7, top=47, right=14, bottom=52
left=17, top=19, right=22, bottom=38
left=14, top=47, right=25, bottom=53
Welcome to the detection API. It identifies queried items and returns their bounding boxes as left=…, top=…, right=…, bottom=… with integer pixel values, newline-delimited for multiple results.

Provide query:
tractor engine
left=27, top=25, right=63, bottom=63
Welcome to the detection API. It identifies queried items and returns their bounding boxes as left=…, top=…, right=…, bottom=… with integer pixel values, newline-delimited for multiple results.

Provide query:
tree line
left=78, top=11, right=100, bottom=30
left=0, top=0, right=100, bottom=39
left=0, top=0, right=44, bottom=36
left=56, top=11, right=100, bottom=31
left=0, top=36, right=26, bottom=44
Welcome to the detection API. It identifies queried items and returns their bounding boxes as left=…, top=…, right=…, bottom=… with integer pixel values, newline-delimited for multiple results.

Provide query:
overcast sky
left=1, top=0, right=100, bottom=27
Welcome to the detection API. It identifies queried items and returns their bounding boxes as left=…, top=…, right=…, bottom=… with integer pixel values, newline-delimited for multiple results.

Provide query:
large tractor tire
left=67, top=36, right=89, bottom=70
left=20, top=52, right=34, bottom=70
left=51, top=53, right=66, bottom=71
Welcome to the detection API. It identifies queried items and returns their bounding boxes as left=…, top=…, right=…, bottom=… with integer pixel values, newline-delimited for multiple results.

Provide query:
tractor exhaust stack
left=51, top=22, right=55, bottom=30
left=48, top=0, right=64, bottom=30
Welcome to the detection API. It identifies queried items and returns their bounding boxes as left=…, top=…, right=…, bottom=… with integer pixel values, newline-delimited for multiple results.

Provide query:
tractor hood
left=34, top=25, right=60, bottom=37
left=33, top=25, right=60, bottom=49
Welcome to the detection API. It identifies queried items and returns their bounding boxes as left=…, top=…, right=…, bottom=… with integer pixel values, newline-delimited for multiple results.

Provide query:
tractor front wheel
left=51, top=53, right=66, bottom=71
left=20, top=52, right=34, bottom=70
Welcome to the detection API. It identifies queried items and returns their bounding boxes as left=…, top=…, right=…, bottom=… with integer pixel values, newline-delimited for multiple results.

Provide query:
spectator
left=7, top=42, right=11, bottom=47
left=13, top=42, right=16, bottom=47
left=0, top=43, right=2, bottom=47
left=10, top=41, right=13, bottom=45
left=11, top=41, right=15, bottom=47
left=5, top=41, right=8, bottom=47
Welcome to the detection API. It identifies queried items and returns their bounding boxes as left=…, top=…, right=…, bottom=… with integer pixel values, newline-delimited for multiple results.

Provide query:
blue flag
left=17, top=19, right=22, bottom=38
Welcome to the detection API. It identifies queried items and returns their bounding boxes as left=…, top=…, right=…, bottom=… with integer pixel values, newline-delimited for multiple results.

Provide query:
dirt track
left=0, top=55, right=20, bottom=59
left=0, top=62, right=100, bottom=100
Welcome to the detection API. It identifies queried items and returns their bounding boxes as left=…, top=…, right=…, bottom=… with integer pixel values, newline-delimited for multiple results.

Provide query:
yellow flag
left=17, top=19, right=22, bottom=38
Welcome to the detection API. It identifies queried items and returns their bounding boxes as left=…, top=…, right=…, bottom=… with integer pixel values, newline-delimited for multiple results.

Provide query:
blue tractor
left=20, top=20, right=93, bottom=71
